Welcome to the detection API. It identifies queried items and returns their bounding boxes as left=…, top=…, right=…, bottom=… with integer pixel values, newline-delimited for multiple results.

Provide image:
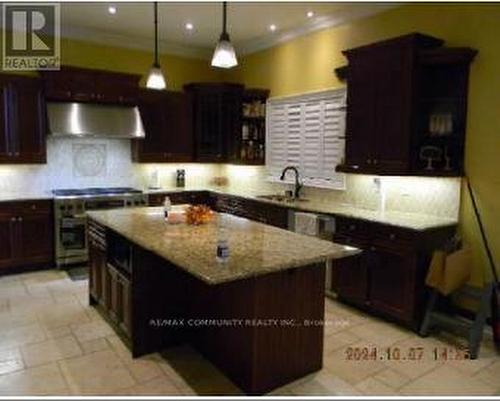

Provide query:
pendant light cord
left=222, top=2, right=227, bottom=35
left=154, top=2, right=159, bottom=66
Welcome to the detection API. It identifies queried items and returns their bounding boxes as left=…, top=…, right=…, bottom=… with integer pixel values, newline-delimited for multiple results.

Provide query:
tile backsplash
left=221, top=165, right=461, bottom=219
left=0, top=138, right=460, bottom=219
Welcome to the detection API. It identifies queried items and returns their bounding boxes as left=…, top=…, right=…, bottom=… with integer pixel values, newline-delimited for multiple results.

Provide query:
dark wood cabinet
left=184, top=83, right=244, bottom=162
left=214, top=194, right=288, bottom=229
left=331, top=253, right=368, bottom=307
left=332, top=215, right=454, bottom=327
left=0, top=75, right=47, bottom=164
left=338, top=33, right=476, bottom=176
left=147, top=191, right=211, bottom=207
left=131, top=89, right=192, bottom=162
left=40, top=66, right=141, bottom=105
left=0, top=200, right=53, bottom=272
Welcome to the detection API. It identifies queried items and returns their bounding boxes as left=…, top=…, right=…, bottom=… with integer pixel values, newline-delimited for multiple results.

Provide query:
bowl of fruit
left=185, top=205, right=214, bottom=225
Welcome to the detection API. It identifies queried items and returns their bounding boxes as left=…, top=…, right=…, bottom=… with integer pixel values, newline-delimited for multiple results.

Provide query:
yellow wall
left=0, top=37, right=223, bottom=89
left=229, top=4, right=500, bottom=285
left=59, top=38, right=224, bottom=90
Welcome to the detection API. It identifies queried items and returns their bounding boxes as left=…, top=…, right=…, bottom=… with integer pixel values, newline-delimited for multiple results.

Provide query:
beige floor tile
left=0, top=323, right=47, bottom=350
left=0, top=347, right=25, bottom=376
left=0, top=362, right=69, bottom=395
left=383, top=334, right=445, bottom=379
left=0, top=281, right=28, bottom=298
left=105, top=335, right=163, bottom=383
left=348, top=320, right=413, bottom=347
left=79, top=338, right=109, bottom=354
left=70, top=318, right=114, bottom=343
left=38, top=299, right=91, bottom=329
left=59, top=349, right=136, bottom=395
left=21, top=336, right=82, bottom=367
left=373, top=368, right=411, bottom=389
left=288, top=370, right=362, bottom=396
left=0, top=310, right=39, bottom=332
left=323, top=341, right=386, bottom=384
left=0, top=298, right=9, bottom=313
left=42, top=325, right=72, bottom=340
left=324, top=330, right=361, bottom=354
left=400, top=364, right=497, bottom=396
left=115, top=375, right=182, bottom=396
left=474, top=358, right=500, bottom=390
left=8, top=294, right=55, bottom=316
left=356, top=377, right=398, bottom=395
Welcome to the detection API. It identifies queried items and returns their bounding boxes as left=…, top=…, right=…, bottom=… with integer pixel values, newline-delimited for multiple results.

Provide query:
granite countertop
left=87, top=207, right=358, bottom=285
left=146, top=187, right=458, bottom=231
left=0, top=186, right=457, bottom=231
left=0, top=191, right=54, bottom=202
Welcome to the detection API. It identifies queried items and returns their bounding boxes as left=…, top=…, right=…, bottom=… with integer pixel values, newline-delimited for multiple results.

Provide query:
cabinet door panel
left=344, top=60, right=375, bottom=169
left=17, top=213, right=53, bottom=264
left=372, top=45, right=412, bottom=172
left=89, top=242, right=105, bottom=301
left=370, top=249, right=416, bottom=323
left=331, top=253, right=368, bottom=306
left=13, top=79, right=47, bottom=163
left=0, top=81, right=14, bottom=161
left=133, top=90, right=192, bottom=162
left=0, top=215, right=17, bottom=269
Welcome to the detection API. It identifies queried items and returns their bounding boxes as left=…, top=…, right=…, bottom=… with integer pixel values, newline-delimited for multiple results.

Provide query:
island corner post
left=87, top=211, right=344, bottom=394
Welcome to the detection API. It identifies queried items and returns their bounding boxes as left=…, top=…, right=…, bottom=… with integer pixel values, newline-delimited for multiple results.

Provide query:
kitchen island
left=87, top=207, right=356, bottom=394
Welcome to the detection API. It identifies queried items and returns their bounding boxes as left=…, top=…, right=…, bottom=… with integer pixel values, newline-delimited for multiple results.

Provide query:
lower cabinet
left=0, top=200, right=53, bottom=272
left=108, top=263, right=132, bottom=337
left=369, top=248, right=417, bottom=323
left=331, top=253, right=369, bottom=307
left=331, top=216, right=454, bottom=327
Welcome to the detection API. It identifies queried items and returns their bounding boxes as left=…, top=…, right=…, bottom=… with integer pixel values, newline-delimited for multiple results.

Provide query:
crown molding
left=61, top=25, right=212, bottom=60
left=60, top=4, right=399, bottom=61
left=236, top=4, right=399, bottom=56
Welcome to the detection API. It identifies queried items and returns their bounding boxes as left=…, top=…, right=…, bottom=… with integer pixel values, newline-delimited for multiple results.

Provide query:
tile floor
left=0, top=269, right=498, bottom=396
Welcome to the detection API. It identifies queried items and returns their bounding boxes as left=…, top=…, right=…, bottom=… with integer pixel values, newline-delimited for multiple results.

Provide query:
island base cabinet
left=188, top=264, right=326, bottom=395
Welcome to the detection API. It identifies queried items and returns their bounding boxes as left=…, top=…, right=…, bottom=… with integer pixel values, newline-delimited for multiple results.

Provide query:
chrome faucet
left=280, top=166, right=303, bottom=199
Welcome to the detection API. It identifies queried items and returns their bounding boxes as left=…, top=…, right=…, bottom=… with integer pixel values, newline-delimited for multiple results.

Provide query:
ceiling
left=61, top=2, right=395, bottom=59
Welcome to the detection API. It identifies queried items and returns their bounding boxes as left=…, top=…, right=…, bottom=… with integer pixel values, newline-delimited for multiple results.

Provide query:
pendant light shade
left=211, top=2, right=238, bottom=68
left=146, top=2, right=166, bottom=89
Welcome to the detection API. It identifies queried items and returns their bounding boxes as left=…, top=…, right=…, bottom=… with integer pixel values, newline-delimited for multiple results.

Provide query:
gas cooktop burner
left=52, top=187, right=143, bottom=197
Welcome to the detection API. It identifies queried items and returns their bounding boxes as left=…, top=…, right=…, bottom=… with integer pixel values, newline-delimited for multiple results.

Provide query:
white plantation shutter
left=266, top=88, right=346, bottom=190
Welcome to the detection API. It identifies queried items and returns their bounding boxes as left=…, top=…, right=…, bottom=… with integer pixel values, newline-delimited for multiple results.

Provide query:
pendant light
left=145, top=2, right=166, bottom=89
left=211, top=2, right=238, bottom=68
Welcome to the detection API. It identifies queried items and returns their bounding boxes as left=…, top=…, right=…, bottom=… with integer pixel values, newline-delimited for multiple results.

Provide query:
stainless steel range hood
left=47, top=102, right=145, bottom=139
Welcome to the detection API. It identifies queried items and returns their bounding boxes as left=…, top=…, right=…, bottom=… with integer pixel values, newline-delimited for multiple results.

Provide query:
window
left=266, top=88, right=346, bottom=190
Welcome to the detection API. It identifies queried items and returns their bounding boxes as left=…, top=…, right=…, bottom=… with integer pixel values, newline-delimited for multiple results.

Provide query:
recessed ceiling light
left=108, top=5, right=116, bottom=15
left=185, top=22, right=194, bottom=31
left=269, top=24, right=277, bottom=32
left=307, top=11, right=314, bottom=18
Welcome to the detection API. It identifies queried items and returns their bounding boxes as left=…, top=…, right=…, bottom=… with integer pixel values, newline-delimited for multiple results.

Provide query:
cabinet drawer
left=334, top=216, right=372, bottom=243
left=372, top=225, right=418, bottom=251
left=0, top=200, right=52, bottom=215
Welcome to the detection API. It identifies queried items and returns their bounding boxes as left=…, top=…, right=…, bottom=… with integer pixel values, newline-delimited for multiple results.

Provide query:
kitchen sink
left=256, top=194, right=309, bottom=203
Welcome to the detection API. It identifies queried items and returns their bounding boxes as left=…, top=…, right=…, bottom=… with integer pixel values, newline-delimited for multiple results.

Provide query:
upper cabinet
left=40, top=66, right=141, bottom=105
left=337, top=33, right=477, bottom=176
left=0, top=75, right=47, bottom=164
left=184, top=83, right=244, bottom=163
left=131, top=89, right=192, bottom=163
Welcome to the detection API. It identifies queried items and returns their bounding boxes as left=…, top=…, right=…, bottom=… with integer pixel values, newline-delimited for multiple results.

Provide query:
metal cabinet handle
left=367, top=159, right=372, bottom=164
left=10, top=217, right=15, bottom=222
left=17, top=217, right=23, bottom=222
left=373, top=159, right=378, bottom=165
left=349, top=224, right=356, bottom=231
left=389, top=233, right=396, bottom=240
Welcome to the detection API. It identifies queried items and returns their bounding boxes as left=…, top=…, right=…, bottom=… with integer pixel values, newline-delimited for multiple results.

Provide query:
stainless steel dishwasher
left=287, top=209, right=337, bottom=297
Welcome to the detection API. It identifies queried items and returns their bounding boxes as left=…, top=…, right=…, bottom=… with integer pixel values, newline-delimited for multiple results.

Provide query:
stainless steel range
left=53, top=187, right=147, bottom=267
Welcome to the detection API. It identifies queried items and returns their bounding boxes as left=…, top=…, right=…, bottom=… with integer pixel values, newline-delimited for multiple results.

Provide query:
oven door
left=58, top=216, right=87, bottom=255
